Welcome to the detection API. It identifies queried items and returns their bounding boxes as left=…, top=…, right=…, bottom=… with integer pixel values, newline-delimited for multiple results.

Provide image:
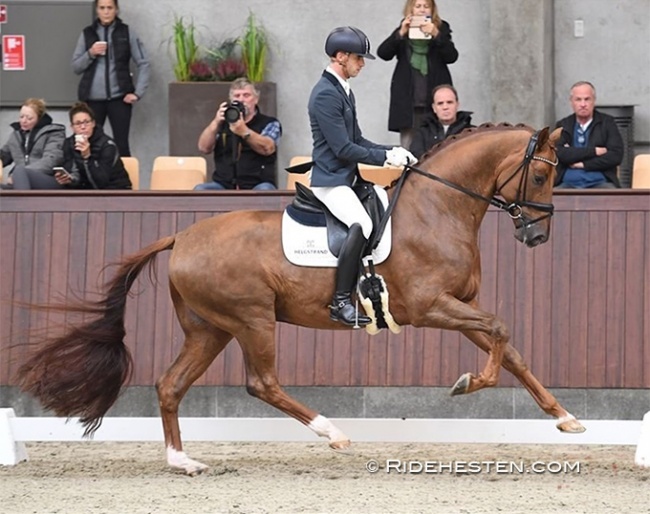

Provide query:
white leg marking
left=557, top=413, right=576, bottom=425
left=308, top=415, right=349, bottom=444
left=166, top=445, right=208, bottom=475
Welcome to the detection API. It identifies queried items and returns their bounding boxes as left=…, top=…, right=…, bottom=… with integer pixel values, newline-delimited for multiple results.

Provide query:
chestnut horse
left=18, top=123, right=585, bottom=476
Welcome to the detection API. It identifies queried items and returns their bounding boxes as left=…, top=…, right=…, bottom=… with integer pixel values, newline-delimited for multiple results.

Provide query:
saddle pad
left=282, top=186, right=392, bottom=267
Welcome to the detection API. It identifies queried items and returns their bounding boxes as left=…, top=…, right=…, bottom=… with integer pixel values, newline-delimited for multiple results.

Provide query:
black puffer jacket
left=377, top=20, right=458, bottom=132
left=410, top=111, right=474, bottom=158
left=62, top=126, right=131, bottom=189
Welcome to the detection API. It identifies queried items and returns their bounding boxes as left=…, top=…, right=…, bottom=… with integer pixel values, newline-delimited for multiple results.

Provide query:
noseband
left=405, top=130, right=557, bottom=227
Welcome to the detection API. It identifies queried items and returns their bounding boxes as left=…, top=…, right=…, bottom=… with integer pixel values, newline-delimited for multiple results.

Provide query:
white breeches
left=311, top=185, right=373, bottom=239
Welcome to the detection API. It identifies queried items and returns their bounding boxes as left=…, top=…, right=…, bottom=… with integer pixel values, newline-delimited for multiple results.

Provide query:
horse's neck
left=405, top=158, right=496, bottom=218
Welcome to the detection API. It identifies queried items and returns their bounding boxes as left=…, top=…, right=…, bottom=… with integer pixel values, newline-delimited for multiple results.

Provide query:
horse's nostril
left=529, top=234, right=547, bottom=247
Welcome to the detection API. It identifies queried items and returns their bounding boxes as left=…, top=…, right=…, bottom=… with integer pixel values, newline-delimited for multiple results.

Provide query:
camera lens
left=224, top=106, right=240, bottom=124
left=224, top=101, right=245, bottom=124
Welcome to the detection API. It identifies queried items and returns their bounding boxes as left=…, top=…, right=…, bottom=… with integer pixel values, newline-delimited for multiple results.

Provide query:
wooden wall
left=1, top=190, right=648, bottom=389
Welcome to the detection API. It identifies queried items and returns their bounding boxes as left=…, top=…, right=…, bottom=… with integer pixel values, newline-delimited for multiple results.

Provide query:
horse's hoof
left=450, top=373, right=471, bottom=396
left=556, top=418, right=586, bottom=434
left=329, top=439, right=351, bottom=452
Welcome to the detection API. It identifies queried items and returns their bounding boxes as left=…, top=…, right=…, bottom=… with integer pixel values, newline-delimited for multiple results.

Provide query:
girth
left=286, top=181, right=385, bottom=257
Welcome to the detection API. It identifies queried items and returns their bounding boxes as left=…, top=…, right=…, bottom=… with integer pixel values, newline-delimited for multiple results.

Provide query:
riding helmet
left=325, top=26, right=376, bottom=59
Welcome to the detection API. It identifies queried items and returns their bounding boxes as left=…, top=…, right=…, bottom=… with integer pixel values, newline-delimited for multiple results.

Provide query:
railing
left=1, top=190, right=648, bottom=388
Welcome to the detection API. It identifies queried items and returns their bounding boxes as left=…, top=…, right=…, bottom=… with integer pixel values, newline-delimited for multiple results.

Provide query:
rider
left=308, top=26, right=416, bottom=326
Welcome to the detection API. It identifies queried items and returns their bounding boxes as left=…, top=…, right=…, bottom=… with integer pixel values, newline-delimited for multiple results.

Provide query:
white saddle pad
left=282, top=185, right=392, bottom=267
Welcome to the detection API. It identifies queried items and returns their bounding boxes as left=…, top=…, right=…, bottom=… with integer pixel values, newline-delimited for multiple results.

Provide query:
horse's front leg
left=236, top=322, right=351, bottom=450
left=460, top=328, right=586, bottom=433
left=419, top=293, right=509, bottom=394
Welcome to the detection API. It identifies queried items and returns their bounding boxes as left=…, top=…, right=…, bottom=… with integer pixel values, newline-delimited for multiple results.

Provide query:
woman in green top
left=377, top=0, right=459, bottom=149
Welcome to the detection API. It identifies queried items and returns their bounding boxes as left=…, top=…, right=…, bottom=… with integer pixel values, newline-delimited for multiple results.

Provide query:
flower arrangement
left=170, top=12, right=268, bottom=83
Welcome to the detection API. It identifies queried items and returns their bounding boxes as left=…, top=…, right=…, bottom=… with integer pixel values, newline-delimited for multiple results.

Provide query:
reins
left=368, top=130, right=557, bottom=251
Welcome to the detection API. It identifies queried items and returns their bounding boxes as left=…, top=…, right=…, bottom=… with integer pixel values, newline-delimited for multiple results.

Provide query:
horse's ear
left=549, top=127, right=562, bottom=147
left=536, top=127, right=550, bottom=149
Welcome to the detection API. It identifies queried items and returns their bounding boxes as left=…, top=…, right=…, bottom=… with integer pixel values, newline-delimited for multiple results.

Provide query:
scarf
left=409, top=40, right=429, bottom=76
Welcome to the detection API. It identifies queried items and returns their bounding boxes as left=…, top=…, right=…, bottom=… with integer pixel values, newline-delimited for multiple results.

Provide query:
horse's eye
left=533, top=174, right=546, bottom=186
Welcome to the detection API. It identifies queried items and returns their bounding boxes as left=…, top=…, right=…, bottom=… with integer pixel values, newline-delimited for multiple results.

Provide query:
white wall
left=1, top=0, right=648, bottom=187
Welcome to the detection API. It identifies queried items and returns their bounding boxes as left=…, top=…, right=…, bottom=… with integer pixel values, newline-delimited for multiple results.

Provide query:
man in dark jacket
left=554, top=81, right=623, bottom=188
left=410, top=84, right=473, bottom=158
left=195, top=78, right=281, bottom=190
left=308, top=26, right=415, bottom=326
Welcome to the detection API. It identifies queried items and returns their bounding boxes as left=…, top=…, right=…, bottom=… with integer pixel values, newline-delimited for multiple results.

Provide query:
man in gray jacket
left=308, top=26, right=416, bottom=326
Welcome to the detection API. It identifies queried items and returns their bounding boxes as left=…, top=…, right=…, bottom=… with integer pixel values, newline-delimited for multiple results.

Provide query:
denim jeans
left=194, top=181, right=276, bottom=191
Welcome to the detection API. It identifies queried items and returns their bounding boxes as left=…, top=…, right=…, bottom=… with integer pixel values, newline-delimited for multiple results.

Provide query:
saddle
left=286, top=181, right=386, bottom=257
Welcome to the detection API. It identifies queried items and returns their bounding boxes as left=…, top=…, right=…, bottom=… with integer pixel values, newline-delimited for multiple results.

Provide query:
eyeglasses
left=72, top=119, right=93, bottom=127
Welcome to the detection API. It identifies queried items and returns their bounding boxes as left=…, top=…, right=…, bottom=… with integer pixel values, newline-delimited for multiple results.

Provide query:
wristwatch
left=243, top=131, right=252, bottom=141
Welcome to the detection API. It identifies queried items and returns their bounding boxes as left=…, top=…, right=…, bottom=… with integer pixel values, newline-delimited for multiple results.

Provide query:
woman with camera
left=54, top=102, right=132, bottom=190
left=195, top=78, right=281, bottom=191
left=377, top=0, right=459, bottom=149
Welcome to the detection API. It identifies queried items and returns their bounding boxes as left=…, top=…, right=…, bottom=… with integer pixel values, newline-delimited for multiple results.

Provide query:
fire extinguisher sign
left=3, top=34, right=26, bottom=71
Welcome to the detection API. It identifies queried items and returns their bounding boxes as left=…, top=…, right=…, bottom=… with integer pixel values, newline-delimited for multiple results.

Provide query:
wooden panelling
left=1, top=190, right=648, bottom=389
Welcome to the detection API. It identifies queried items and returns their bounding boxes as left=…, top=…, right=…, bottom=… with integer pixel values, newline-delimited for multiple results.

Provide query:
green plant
left=238, top=11, right=268, bottom=82
left=171, top=16, right=199, bottom=82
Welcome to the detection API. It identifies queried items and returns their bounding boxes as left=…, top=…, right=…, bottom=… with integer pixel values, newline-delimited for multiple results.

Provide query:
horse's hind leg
left=236, top=323, right=351, bottom=450
left=460, top=329, right=585, bottom=433
left=156, top=287, right=234, bottom=475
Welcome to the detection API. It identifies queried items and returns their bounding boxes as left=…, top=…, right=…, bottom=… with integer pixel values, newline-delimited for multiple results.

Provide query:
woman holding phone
left=71, top=0, right=150, bottom=157
left=377, top=0, right=459, bottom=149
left=55, top=102, right=131, bottom=189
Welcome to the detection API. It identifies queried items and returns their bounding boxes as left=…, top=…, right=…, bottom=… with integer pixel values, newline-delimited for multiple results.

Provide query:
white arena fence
left=1, top=409, right=649, bottom=467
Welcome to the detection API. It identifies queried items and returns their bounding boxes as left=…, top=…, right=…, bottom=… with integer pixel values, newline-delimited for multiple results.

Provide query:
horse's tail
left=16, top=235, right=176, bottom=437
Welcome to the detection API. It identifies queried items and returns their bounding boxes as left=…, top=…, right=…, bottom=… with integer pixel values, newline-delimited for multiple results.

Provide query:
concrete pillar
left=489, top=0, right=555, bottom=129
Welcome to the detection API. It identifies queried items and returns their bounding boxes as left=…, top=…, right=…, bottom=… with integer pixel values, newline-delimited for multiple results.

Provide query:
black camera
left=224, top=101, right=246, bottom=123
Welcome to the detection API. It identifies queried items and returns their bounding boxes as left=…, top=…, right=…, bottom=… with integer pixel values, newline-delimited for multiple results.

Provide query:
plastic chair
left=631, top=154, right=650, bottom=189
left=150, top=156, right=207, bottom=190
left=286, top=156, right=312, bottom=189
left=121, top=157, right=139, bottom=190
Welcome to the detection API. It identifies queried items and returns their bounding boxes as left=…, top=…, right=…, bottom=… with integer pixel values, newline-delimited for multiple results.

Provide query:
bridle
left=369, top=130, right=557, bottom=251
left=406, top=130, right=557, bottom=226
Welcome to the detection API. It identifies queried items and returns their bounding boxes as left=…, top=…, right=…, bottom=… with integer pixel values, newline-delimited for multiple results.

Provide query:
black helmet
left=325, top=26, right=376, bottom=60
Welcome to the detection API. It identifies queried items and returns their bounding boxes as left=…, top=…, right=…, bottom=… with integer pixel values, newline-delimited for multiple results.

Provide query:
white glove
left=384, top=146, right=417, bottom=167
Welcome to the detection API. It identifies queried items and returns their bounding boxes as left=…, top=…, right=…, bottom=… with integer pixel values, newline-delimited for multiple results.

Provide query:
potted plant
left=239, top=11, right=268, bottom=82
left=167, top=12, right=277, bottom=156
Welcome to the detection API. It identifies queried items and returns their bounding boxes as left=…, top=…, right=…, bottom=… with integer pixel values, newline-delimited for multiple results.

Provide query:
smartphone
left=53, top=167, right=72, bottom=180
left=409, top=15, right=432, bottom=39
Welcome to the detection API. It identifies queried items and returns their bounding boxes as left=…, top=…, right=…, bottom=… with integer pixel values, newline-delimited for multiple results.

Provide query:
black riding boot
left=330, top=223, right=372, bottom=326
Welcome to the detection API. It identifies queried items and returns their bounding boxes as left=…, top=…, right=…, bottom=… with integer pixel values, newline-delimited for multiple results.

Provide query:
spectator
left=309, top=26, right=416, bottom=326
left=554, top=81, right=623, bottom=189
left=71, top=0, right=150, bottom=157
left=410, top=84, right=474, bottom=158
left=195, top=78, right=281, bottom=191
left=0, top=98, right=65, bottom=190
left=377, top=0, right=458, bottom=149
left=54, top=102, right=132, bottom=190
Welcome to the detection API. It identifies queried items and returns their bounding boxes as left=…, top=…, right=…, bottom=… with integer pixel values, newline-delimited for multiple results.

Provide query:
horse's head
left=495, top=126, right=561, bottom=248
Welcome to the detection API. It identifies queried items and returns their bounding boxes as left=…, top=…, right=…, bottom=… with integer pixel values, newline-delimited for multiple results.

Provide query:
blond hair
left=22, top=98, right=47, bottom=119
left=402, top=0, right=441, bottom=28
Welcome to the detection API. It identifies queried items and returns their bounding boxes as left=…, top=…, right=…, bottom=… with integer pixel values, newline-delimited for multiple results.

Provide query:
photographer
left=195, top=78, right=281, bottom=190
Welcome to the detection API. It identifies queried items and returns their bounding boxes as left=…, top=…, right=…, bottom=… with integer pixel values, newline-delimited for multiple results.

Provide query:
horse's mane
left=418, top=122, right=535, bottom=163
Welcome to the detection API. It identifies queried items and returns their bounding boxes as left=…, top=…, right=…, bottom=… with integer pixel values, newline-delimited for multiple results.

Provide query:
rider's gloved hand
left=384, top=147, right=417, bottom=167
